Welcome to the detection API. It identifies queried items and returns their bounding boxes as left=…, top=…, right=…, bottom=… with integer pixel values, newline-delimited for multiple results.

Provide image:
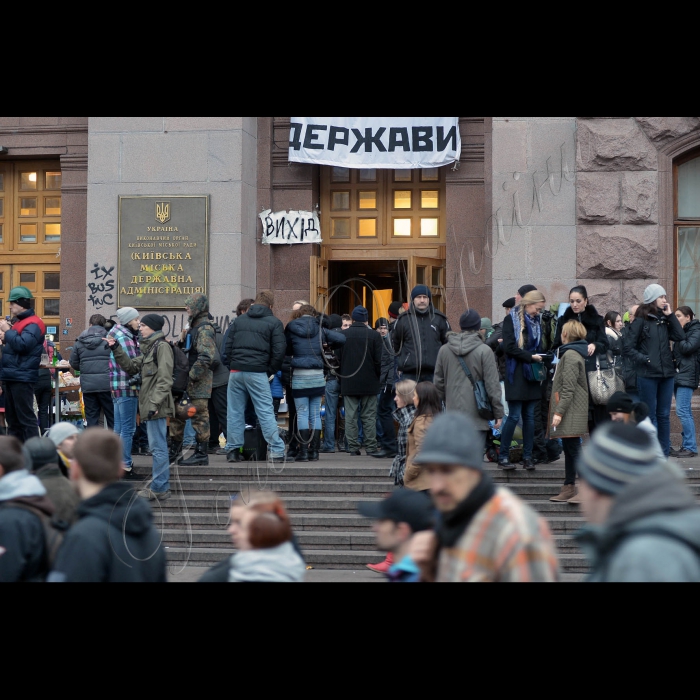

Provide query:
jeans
left=113, top=396, right=138, bottom=470
left=184, top=421, right=197, bottom=446
left=35, top=386, right=52, bottom=434
left=296, top=396, right=323, bottom=432
left=83, top=392, right=115, bottom=430
left=377, top=385, right=398, bottom=453
left=146, top=418, right=170, bottom=493
left=675, top=386, right=698, bottom=453
left=323, top=379, right=340, bottom=450
left=638, top=376, right=675, bottom=457
left=4, top=381, right=39, bottom=443
left=345, top=395, right=378, bottom=453
left=226, top=372, right=286, bottom=458
left=562, top=437, right=582, bottom=486
left=500, top=400, right=537, bottom=462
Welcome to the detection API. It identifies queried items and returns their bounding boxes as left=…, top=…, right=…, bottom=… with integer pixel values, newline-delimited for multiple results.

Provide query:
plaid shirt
left=438, top=488, right=560, bottom=583
left=390, top=405, right=416, bottom=486
left=109, top=324, right=140, bottom=398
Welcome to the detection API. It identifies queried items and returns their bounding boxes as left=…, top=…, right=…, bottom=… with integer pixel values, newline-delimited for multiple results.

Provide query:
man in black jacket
left=70, top=315, right=114, bottom=429
left=374, top=318, right=398, bottom=459
left=340, top=307, right=383, bottom=457
left=223, top=291, right=287, bottom=464
left=392, top=286, right=450, bottom=383
left=48, top=429, right=167, bottom=583
left=0, top=436, right=57, bottom=582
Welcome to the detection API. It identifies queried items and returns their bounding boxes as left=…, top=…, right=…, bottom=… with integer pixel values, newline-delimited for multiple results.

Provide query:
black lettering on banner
left=304, top=125, right=328, bottom=150
left=328, top=126, right=350, bottom=151
left=289, top=123, right=303, bottom=151
left=305, top=217, right=320, bottom=240
left=276, top=218, right=286, bottom=239
left=265, top=215, right=275, bottom=238
left=389, top=127, right=411, bottom=152
left=412, top=127, right=434, bottom=152
left=351, top=128, right=388, bottom=154
left=437, top=126, right=458, bottom=152
left=287, top=217, right=300, bottom=240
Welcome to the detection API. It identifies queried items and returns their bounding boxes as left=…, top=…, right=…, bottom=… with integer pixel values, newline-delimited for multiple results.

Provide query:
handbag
left=588, top=354, right=625, bottom=406
left=458, top=357, right=495, bottom=421
left=530, top=362, right=547, bottom=383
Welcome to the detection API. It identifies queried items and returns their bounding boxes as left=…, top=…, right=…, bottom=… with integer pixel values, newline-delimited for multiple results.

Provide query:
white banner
left=289, top=117, right=461, bottom=170
left=260, top=210, right=322, bottom=245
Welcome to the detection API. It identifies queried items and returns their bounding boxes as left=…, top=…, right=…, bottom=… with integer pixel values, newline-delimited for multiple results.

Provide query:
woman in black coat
left=499, top=291, right=547, bottom=472
left=672, top=306, right=700, bottom=458
left=553, top=286, right=608, bottom=434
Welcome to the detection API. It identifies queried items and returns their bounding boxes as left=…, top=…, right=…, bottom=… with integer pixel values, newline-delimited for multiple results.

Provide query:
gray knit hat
left=47, top=422, right=80, bottom=449
left=413, top=412, right=485, bottom=471
left=643, top=284, right=667, bottom=305
left=117, top=307, right=139, bottom=326
left=577, top=423, right=662, bottom=496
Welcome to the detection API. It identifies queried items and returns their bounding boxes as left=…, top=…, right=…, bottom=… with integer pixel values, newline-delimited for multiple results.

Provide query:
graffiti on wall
left=87, top=263, right=117, bottom=310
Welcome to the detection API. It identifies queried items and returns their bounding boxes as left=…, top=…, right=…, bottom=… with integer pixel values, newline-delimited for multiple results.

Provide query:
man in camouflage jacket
left=170, top=293, right=216, bottom=466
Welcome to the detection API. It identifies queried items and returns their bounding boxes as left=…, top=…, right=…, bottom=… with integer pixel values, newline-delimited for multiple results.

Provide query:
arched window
left=676, top=152, right=700, bottom=312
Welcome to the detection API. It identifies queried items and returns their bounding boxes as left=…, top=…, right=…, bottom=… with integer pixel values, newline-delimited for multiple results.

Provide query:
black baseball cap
left=518, top=284, right=538, bottom=298
left=503, top=297, right=516, bottom=310
left=358, top=490, right=435, bottom=534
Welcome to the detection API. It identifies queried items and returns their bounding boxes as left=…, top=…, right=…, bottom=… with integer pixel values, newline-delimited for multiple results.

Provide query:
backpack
left=152, top=341, right=191, bottom=396
left=0, top=501, right=66, bottom=577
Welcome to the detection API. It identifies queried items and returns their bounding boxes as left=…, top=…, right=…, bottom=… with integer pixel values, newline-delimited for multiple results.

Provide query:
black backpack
left=152, top=341, right=191, bottom=396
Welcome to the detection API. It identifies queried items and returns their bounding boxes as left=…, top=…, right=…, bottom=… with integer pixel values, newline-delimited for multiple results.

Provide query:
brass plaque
left=118, top=196, right=209, bottom=310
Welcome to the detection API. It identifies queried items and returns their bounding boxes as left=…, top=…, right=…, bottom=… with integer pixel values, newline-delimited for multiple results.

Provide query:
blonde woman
left=499, top=291, right=547, bottom=471
left=549, top=321, right=590, bottom=504
left=389, top=379, right=418, bottom=487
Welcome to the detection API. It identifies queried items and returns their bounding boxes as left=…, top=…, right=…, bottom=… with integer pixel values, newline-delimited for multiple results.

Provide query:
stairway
left=133, top=452, right=700, bottom=577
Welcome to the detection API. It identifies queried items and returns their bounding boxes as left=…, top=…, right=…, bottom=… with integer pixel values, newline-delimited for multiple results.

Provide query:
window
left=321, top=168, right=446, bottom=246
left=44, top=299, right=60, bottom=317
left=677, top=153, right=700, bottom=311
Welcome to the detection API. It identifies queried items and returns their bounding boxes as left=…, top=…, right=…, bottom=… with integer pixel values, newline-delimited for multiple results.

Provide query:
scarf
left=506, top=309, right=541, bottom=385
left=437, top=473, right=497, bottom=549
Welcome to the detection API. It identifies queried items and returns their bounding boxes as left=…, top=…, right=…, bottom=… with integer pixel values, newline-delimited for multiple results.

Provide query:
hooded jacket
left=35, top=464, right=80, bottom=526
left=111, top=331, right=175, bottom=421
left=339, top=323, right=383, bottom=397
left=181, top=309, right=216, bottom=400
left=225, top=305, right=286, bottom=375
left=285, top=316, right=345, bottom=371
left=49, top=482, right=167, bottom=583
left=70, top=325, right=111, bottom=394
left=0, top=470, right=55, bottom=583
left=434, top=332, right=505, bottom=431
left=554, top=305, right=607, bottom=372
left=0, top=309, right=46, bottom=384
left=548, top=341, right=590, bottom=438
left=624, top=312, right=685, bottom=380
left=674, top=319, right=700, bottom=390
left=392, top=304, right=450, bottom=376
left=577, top=469, right=700, bottom=583
left=228, top=542, right=306, bottom=583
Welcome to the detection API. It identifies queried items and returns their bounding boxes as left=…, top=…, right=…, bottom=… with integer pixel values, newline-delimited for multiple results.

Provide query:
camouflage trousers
left=170, top=399, right=210, bottom=444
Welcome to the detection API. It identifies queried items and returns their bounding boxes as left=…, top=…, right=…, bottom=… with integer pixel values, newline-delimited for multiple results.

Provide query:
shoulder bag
left=458, top=357, right=495, bottom=421
left=588, top=353, right=625, bottom=406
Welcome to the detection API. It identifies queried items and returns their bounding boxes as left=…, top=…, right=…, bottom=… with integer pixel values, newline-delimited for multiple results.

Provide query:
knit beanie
left=643, top=284, right=667, bottom=305
left=47, top=422, right=80, bottom=449
left=481, top=318, right=494, bottom=333
left=141, top=314, right=165, bottom=332
left=460, top=309, right=482, bottom=332
left=117, top=307, right=139, bottom=326
left=518, top=284, right=538, bottom=298
left=607, top=392, right=635, bottom=415
left=577, top=423, right=661, bottom=496
left=351, top=306, right=369, bottom=323
left=388, top=302, right=403, bottom=320
left=411, top=285, right=433, bottom=302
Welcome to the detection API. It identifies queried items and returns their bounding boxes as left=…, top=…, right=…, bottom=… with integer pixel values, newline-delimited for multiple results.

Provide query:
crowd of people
left=1, top=279, right=700, bottom=583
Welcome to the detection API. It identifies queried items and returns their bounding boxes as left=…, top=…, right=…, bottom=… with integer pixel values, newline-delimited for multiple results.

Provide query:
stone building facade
left=2, top=116, right=700, bottom=345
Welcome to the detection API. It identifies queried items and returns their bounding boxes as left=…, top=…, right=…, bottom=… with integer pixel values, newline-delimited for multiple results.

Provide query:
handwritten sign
left=259, top=210, right=322, bottom=245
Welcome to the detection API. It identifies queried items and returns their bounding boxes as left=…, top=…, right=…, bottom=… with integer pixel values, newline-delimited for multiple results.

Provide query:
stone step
left=167, top=479, right=395, bottom=498
left=164, top=547, right=589, bottom=574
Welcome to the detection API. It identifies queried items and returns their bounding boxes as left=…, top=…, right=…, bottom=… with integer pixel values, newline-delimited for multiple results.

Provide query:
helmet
left=9, top=286, right=34, bottom=303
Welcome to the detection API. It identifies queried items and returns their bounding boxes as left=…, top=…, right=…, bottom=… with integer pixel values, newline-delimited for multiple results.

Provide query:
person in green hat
left=0, top=288, right=47, bottom=443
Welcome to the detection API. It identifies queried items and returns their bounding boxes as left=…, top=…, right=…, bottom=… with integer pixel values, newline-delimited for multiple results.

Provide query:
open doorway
left=328, top=260, right=409, bottom=326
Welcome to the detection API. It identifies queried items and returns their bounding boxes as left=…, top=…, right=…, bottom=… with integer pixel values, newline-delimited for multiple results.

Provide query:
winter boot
left=287, top=434, right=300, bottom=461
left=550, top=485, right=576, bottom=503
left=295, top=430, right=310, bottom=463
left=179, top=442, right=210, bottom=467
left=309, top=432, right=320, bottom=462
left=169, top=441, right=183, bottom=464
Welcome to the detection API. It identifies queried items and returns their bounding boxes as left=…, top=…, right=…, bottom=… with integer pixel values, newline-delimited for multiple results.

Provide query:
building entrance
left=0, top=160, right=62, bottom=333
